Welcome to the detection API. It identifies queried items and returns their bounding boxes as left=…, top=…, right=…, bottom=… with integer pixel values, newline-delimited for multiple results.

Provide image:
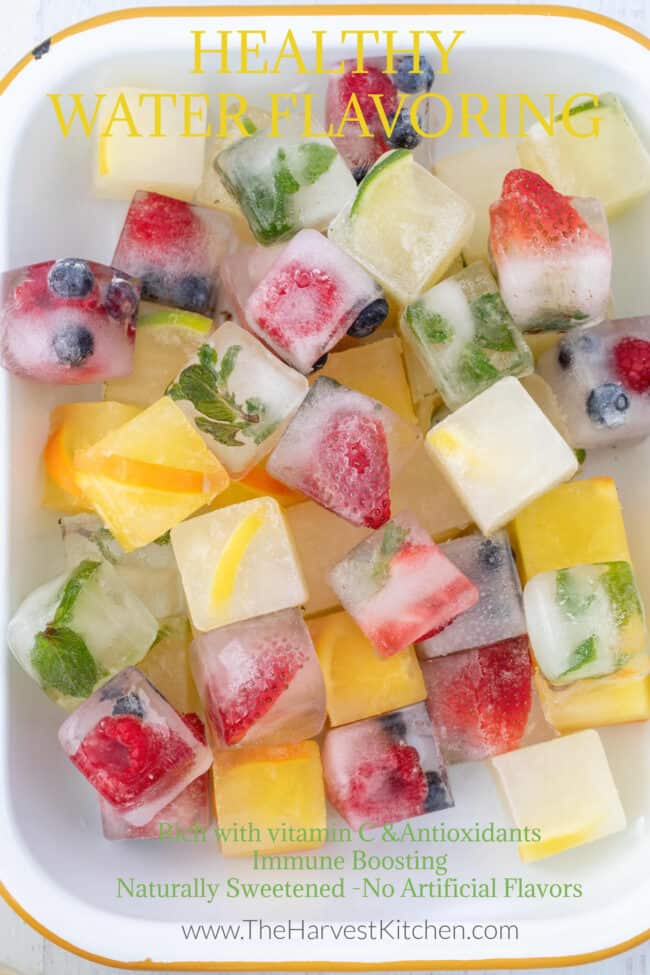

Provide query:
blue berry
left=112, top=693, right=145, bottom=719
left=48, top=259, right=94, bottom=299
left=379, top=711, right=408, bottom=741
left=347, top=297, right=389, bottom=337
left=141, top=272, right=165, bottom=302
left=586, top=382, right=629, bottom=428
left=352, top=165, right=371, bottom=184
left=177, top=274, right=211, bottom=313
left=395, top=55, right=434, bottom=93
left=52, top=324, right=94, bottom=366
left=557, top=341, right=573, bottom=369
left=478, top=538, right=505, bottom=570
left=388, top=109, right=422, bottom=149
left=424, top=771, right=450, bottom=812
left=310, top=353, right=329, bottom=373
left=105, top=278, right=139, bottom=319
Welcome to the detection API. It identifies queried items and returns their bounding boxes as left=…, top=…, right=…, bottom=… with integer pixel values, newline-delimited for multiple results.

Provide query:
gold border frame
left=1, top=3, right=649, bottom=968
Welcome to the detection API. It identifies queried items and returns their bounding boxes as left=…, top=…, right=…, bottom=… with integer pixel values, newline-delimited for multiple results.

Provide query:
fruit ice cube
left=8, top=561, right=157, bottom=710
left=325, top=55, right=436, bottom=182
left=191, top=607, right=325, bottom=748
left=112, top=191, right=237, bottom=317
left=491, top=730, right=626, bottom=861
left=167, top=321, right=308, bottom=477
left=244, top=229, right=389, bottom=373
left=42, top=401, right=141, bottom=514
left=104, top=303, right=214, bottom=407
left=535, top=669, right=650, bottom=733
left=212, top=741, right=326, bottom=856
left=518, top=93, right=650, bottom=219
left=196, top=105, right=271, bottom=216
left=434, top=140, right=521, bottom=264
left=329, top=511, right=479, bottom=657
left=216, top=119, right=356, bottom=244
left=510, top=477, right=631, bottom=583
left=328, top=149, right=474, bottom=306
left=537, top=317, right=650, bottom=448
left=489, top=169, right=611, bottom=332
left=422, top=635, right=532, bottom=763
left=524, top=562, right=647, bottom=686
left=401, top=261, right=534, bottom=409
left=0, top=259, right=139, bottom=384
left=94, top=88, right=204, bottom=202
left=318, top=335, right=417, bottom=424
left=139, top=616, right=199, bottom=713
left=309, top=611, right=425, bottom=727
left=73, top=397, right=230, bottom=551
left=99, top=712, right=210, bottom=839
left=426, top=377, right=578, bottom=534
left=59, top=667, right=212, bottom=826
left=322, top=702, right=453, bottom=829
left=267, top=377, right=420, bottom=529
left=418, top=530, right=525, bottom=659
left=171, top=497, right=307, bottom=632
left=60, top=513, right=185, bottom=619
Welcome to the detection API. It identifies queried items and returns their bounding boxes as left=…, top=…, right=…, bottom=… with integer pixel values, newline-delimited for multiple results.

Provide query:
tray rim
left=1, top=2, right=649, bottom=969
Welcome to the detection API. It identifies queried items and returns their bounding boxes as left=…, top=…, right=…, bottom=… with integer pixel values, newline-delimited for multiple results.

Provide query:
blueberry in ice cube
left=48, top=259, right=94, bottom=299
left=177, top=274, right=211, bottom=313
left=424, top=771, right=449, bottom=812
left=352, top=165, right=371, bottom=184
left=310, top=353, right=329, bottom=373
left=478, top=538, right=505, bottom=570
left=105, top=278, right=139, bottom=319
left=112, top=693, right=145, bottom=719
left=557, top=341, right=573, bottom=370
left=380, top=711, right=408, bottom=741
left=388, top=109, right=422, bottom=149
left=141, top=271, right=165, bottom=302
left=394, top=55, right=435, bottom=93
left=586, top=382, right=630, bottom=428
left=52, top=324, right=95, bottom=366
left=347, top=297, right=390, bottom=338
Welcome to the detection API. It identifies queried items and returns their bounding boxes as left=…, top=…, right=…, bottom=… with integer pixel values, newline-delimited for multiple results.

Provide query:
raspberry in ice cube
left=267, top=377, right=420, bottom=529
left=329, top=511, right=479, bottom=657
left=322, top=702, right=453, bottom=829
left=58, top=667, right=212, bottom=826
left=99, top=713, right=210, bottom=840
left=244, top=229, right=389, bottom=373
left=167, top=321, right=308, bottom=478
left=112, top=191, right=237, bottom=317
left=488, top=169, right=611, bottom=332
left=538, top=317, right=650, bottom=448
left=417, top=530, right=525, bottom=659
left=0, top=259, right=139, bottom=383
left=422, top=636, right=532, bottom=763
left=191, top=607, right=325, bottom=748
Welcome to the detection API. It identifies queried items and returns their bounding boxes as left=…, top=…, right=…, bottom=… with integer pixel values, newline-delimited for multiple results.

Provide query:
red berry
left=254, top=260, right=340, bottom=351
left=125, top=192, right=198, bottom=246
left=337, top=66, right=398, bottom=126
left=613, top=337, right=650, bottom=394
left=348, top=742, right=427, bottom=824
left=306, top=410, right=391, bottom=528
left=182, top=712, right=207, bottom=746
left=72, top=714, right=194, bottom=808
left=209, top=641, right=306, bottom=745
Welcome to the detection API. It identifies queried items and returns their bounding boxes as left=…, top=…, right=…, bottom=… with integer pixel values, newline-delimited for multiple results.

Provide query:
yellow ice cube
left=535, top=669, right=650, bottom=733
left=212, top=741, right=326, bottom=857
left=73, top=397, right=229, bottom=551
left=309, top=611, right=425, bottom=727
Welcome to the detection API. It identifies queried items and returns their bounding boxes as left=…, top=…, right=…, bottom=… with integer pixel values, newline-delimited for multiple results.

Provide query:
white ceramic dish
left=1, top=5, right=649, bottom=969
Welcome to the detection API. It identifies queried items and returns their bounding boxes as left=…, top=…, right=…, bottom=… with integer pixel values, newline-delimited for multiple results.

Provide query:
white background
left=0, top=1, right=649, bottom=973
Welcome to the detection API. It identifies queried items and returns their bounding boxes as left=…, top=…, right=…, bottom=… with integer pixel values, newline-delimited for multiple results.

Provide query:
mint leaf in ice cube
left=559, top=634, right=598, bottom=678
left=371, top=521, right=409, bottom=587
left=555, top=568, right=595, bottom=619
left=601, top=561, right=642, bottom=628
left=471, top=293, right=516, bottom=352
left=31, top=626, right=99, bottom=698
left=293, top=143, right=337, bottom=185
left=457, top=345, right=500, bottom=387
left=54, top=560, right=101, bottom=627
left=405, top=302, right=452, bottom=344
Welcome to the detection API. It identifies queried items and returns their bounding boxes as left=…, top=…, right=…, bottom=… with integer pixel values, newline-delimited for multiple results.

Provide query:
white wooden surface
left=1, top=0, right=649, bottom=972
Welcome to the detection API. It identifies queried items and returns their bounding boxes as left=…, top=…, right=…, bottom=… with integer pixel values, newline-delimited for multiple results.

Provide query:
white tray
left=1, top=5, right=649, bottom=969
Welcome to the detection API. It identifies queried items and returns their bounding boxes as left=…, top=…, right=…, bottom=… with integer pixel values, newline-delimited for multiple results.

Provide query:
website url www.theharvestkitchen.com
left=181, top=919, right=520, bottom=943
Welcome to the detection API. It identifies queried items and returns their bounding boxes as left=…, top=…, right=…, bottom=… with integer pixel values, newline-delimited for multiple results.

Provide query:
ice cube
left=489, top=169, right=611, bottom=332
left=190, top=607, right=325, bottom=748
left=425, top=377, right=578, bottom=534
left=99, top=712, right=210, bottom=839
left=401, top=261, right=533, bottom=409
left=329, top=511, right=478, bottom=657
left=535, top=669, right=650, bottom=733
left=171, top=497, right=307, bottom=632
left=0, top=259, right=139, bottom=383
left=219, top=243, right=283, bottom=324
left=138, top=616, right=199, bottom=714
left=112, top=191, right=237, bottom=317
left=328, top=149, right=474, bottom=305
left=537, top=317, right=650, bottom=448
left=59, top=667, right=212, bottom=826
left=244, top=229, right=388, bottom=373
left=196, top=105, right=271, bottom=216
left=8, top=561, right=158, bottom=710
left=167, top=321, right=308, bottom=477
left=524, top=562, right=647, bottom=685
left=422, top=636, right=532, bottom=763
left=417, top=530, right=525, bottom=658
left=322, top=702, right=453, bottom=829
left=491, top=730, right=626, bottom=861
left=267, top=377, right=420, bottom=529
left=216, top=118, right=356, bottom=244
left=60, top=513, right=185, bottom=619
